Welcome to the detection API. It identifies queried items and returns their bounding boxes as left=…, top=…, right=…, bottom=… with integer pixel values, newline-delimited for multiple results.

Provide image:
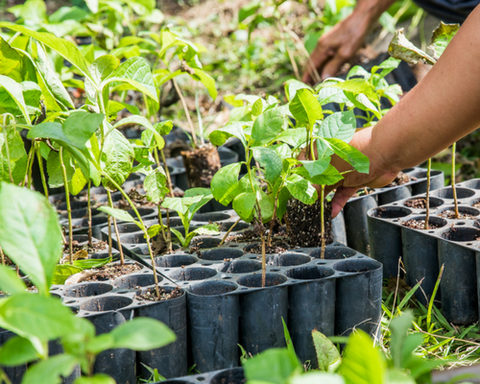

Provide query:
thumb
left=331, top=186, right=358, bottom=218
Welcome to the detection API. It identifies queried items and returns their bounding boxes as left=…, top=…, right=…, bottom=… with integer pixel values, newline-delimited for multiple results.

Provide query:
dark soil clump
left=438, top=210, right=477, bottom=220
left=181, top=144, right=221, bottom=187
left=245, top=241, right=289, bottom=254
left=83, top=263, right=142, bottom=281
left=136, top=286, right=183, bottom=302
left=284, top=199, right=333, bottom=247
left=402, top=219, right=443, bottom=230
left=387, top=172, right=411, bottom=187
left=404, top=197, right=429, bottom=209
left=71, top=240, right=108, bottom=254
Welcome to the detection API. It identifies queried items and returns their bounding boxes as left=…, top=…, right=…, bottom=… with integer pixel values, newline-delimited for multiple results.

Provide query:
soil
left=473, top=200, right=480, bottom=209
left=1, top=255, right=13, bottom=266
left=244, top=241, right=289, bottom=255
left=136, top=286, right=183, bottom=302
left=402, top=219, right=443, bottom=230
left=404, top=197, right=430, bottom=209
left=284, top=199, right=333, bottom=247
left=164, top=139, right=192, bottom=158
left=387, top=172, right=411, bottom=187
left=70, top=240, right=108, bottom=254
left=181, top=144, right=221, bottom=188
left=82, top=263, right=142, bottom=282
left=438, top=210, right=477, bottom=220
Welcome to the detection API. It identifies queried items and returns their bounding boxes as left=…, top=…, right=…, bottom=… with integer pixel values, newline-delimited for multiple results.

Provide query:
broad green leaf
left=252, top=147, right=282, bottom=183
left=21, top=354, right=78, bottom=384
left=52, top=264, right=83, bottom=285
left=192, top=68, right=217, bottom=100
left=317, top=86, right=350, bottom=105
left=284, top=79, right=312, bottom=101
left=0, top=264, right=27, bottom=294
left=429, top=22, right=459, bottom=60
left=388, top=28, right=436, bottom=65
left=251, top=98, right=264, bottom=117
left=296, top=164, right=343, bottom=186
left=97, top=206, right=143, bottom=229
left=318, top=111, right=356, bottom=143
left=209, top=122, right=248, bottom=148
left=211, top=163, right=241, bottom=205
left=233, top=192, right=256, bottom=223
left=239, top=2, right=261, bottom=22
left=90, top=55, right=120, bottom=82
left=102, top=129, right=134, bottom=191
left=73, top=256, right=112, bottom=270
left=257, top=190, right=274, bottom=223
left=74, top=374, right=116, bottom=384
left=326, top=79, right=378, bottom=104
left=155, top=120, right=173, bottom=135
left=346, top=65, right=371, bottom=80
left=321, top=138, right=369, bottom=174
left=8, top=0, right=46, bottom=27
left=63, top=111, right=105, bottom=150
left=46, top=150, right=75, bottom=188
left=107, top=100, right=140, bottom=118
left=386, top=369, right=416, bottom=384
left=390, top=311, right=415, bottom=368
left=0, top=183, right=62, bottom=294
left=275, top=128, right=307, bottom=149
left=103, top=57, right=158, bottom=102
left=0, top=37, right=21, bottom=75
left=371, top=57, right=401, bottom=79
left=170, top=227, right=186, bottom=246
left=243, top=348, right=302, bottom=384
left=251, top=107, right=284, bottom=146
left=194, top=223, right=220, bottom=236
left=276, top=187, right=291, bottom=221
left=312, top=330, right=341, bottom=372
left=291, top=372, right=345, bottom=384
left=285, top=174, right=318, bottom=205
left=115, top=115, right=164, bottom=149
left=289, top=88, right=322, bottom=127
left=0, top=336, right=38, bottom=366
left=300, top=158, right=331, bottom=178
left=0, top=74, right=29, bottom=121
left=144, top=168, right=169, bottom=204
left=162, top=197, right=188, bottom=216
left=183, top=188, right=214, bottom=214
left=69, top=167, right=88, bottom=196
left=339, top=330, right=385, bottom=384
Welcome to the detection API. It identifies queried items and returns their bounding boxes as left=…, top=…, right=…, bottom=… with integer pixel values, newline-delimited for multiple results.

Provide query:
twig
left=172, top=78, right=197, bottom=148
left=220, top=217, right=241, bottom=246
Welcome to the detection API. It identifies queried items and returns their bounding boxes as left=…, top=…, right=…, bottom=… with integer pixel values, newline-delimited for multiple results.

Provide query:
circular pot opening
left=286, top=266, right=335, bottom=280
left=221, top=260, right=262, bottom=273
left=162, top=217, right=183, bottom=227
left=192, top=212, right=231, bottom=222
left=402, top=215, right=447, bottom=230
left=117, top=223, right=142, bottom=233
left=461, top=179, right=480, bottom=190
left=432, top=187, right=475, bottom=199
left=113, top=274, right=156, bottom=289
left=403, top=197, right=444, bottom=209
left=127, top=208, right=154, bottom=217
left=211, top=368, right=245, bottom=384
left=266, top=252, right=311, bottom=266
left=371, top=206, right=412, bottom=219
left=237, top=273, right=287, bottom=288
left=437, top=206, right=480, bottom=219
left=200, top=248, right=244, bottom=261
left=311, top=246, right=356, bottom=260
left=64, top=283, right=113, bottom=298
left=334, top=259, right=382, bottom=273
left=155, top=254, right=198, bottom=268
left=170, top=267, right=217, bottom=281
left=80, top=295, right=133, bottom=312
left=188, top=280, right=238, bottom=296
left=220, top=221, right=250, bottom=232
left=411, top=170, right=442, bottom=179
left=190, top=237, right=222, bottom=249
left=119, top=233, right=146, bottom=244
left=441, top=227, right=480, bottom=242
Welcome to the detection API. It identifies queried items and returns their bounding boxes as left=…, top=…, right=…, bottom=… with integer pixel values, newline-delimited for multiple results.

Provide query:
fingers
left=321, top=54, right=348, bottom=80
left=302, top=43, right=335, bottom=85
left=331, top=186, right=358, bottom=218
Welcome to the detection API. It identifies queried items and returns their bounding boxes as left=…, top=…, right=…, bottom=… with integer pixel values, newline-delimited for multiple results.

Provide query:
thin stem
left=261, top=233, right=266, bottom=288
left=154, top=148, right=171, bottom=251
left=425, top=158, right=431, bottom=230
left=160, top=149, right=175, bottom=197
left=107, top=190, right=125, bottom=266
left=107, top=215, right=112, bottom=259
left=219, top=217, right=241, bottom=246
left=320, top=185, right=326, bottom=259
left=195, top=88, right=205, bottom=146
left=0, top=368, right=13, bottom=384
left=451, top=142, right=459, bottom=218
left=172, top=78, right=197, bottom=148
left=157, top=208, right=169, bottom=251
left=59, top=148, right=73, bottom=264
left=23, top=144, right=35, bottom=189
left=2, top=125, right=14, bottom=184
left=0, top=246, right=5, bottom=266
left=87, top=180, right=92, bottom=247
left=36, top=142, right=49, bottom=198
left=267, top=195, right=278, bottom=247
left=277, top=21, right=300, bottom=80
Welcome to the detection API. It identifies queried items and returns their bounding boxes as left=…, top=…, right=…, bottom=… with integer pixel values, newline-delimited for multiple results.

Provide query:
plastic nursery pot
left=0, top=330, right=27, bottom=384
left=266, top=252, right=312, bottom=266
left=344, top=195, right=377, bottom=255
left=155, top=254, right=199, bottom=268
left=79, top=295, right=136, bottom=384
left=333, top=258, right=383, bottom=338
left=439, top=227, right=480, bottom=325
left=237, top=273, right=288, bottom=356
left=401, top=216, right=448, bottom=306
left=187, top=280, right=240, bottom=372
left=220, top=260, right=262, bottom=273
left=411, top=170, right=445, bottom=195
left=286, top=266, right=336, bottom=368
left=431, top=187, right=476, bottom=200
left=331, top=211, right=347, bottom=245
left=367, top=206, right=412, bottom=279
left=199, top=248, right=245, bottom=261
left=135, top=286, right=188, bottom=379
left=311, top=246, right=357, bottom=260
left=49, top=340, right=81, bottom=384
left=210, top=367, right=246, bottom=384
left=378, top=185, right=412, bottom=206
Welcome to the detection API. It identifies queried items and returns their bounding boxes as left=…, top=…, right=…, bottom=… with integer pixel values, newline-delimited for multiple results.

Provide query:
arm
left=302, top=0, right=397, bottom=84
left=330, top=4, right=480, bottom=216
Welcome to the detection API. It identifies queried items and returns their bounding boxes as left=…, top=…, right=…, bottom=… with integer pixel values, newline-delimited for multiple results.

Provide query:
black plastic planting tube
left=344, top=195, right=377, bottom=255
left=238, top=274, right=289, bottom=356
left=334, top=258, right=383, bottom=338
left=331, top=211, right=347, bottom=245
left=438, top=229, right=479, bottom=325
left=286, top=266, right=336, bottom=367
left=378, top=185, right=412, bottom=206
left=135, top=287, right=188, bottom=379
left=187, top=281, right=240, bottom=373
left=411, top=170, right=445, bottom=195
left=0, top=330, right=27, bottom=384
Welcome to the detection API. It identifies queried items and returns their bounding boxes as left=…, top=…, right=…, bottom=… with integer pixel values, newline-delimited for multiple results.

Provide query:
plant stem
left=36, top=142, right=49, bottom=198
left=107, top=215, right=112, bottom=259
left=0, top=368, right=13, bottom=384
left=87, top=180, right=92, bottom=247
left=2, top=125, right=14, bottom=184
left=267, top=195, right=278, bottom=247
left=220, top=217, right=241, bottom=246
left=23, top=144, right=35, bottom=189
left=261, top=233, right=266, bottom=288
left=0, top=246, right=5, bottom=266
left=425, top=158, right=431, bottom=230
left=160, top=149, right=174, bottom=197
left=59, top=148, right=73, bottom=264
left=195, top=88, right=205, bottom=146
left=451, top=142, right=459, bottom=218
left=156, top=148, right=173, bottom=251
left=172, top=78, right=197, bottom=148
left=320, top=185, right=326, bottom=259
left=107, top=190, right=125, bottom=266
left=157, top=208, right=169, bottom=251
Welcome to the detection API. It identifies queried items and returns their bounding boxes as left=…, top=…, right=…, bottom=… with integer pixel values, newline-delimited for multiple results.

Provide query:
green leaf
left=63, top=111, right=105, bottom=150
left=275, top=128, right=307, bottom=149
left=239, top=2, right=261, bottom=23
left=312, top=330, right=341, bottom=372
left=385, top=369, right=416, bottom=384
left=0, top=183, right=62, bottom=294
left=0, top=264, right=27, bottom=294
left=74, top=374, right=116, bottom=384
left=192, top=68, right=217, bottom=100
left=170, top=227, right=186, bottom=247
left=339, top=330, right=385, bottom=384
left=318, top=111, right=356, bottom=143
left=285, top=174, right=318, bottom=205
left=232, top=192, right=256, bottom=223
left=104, top=57, right=158, bottom=102
left=251, top=107, right=285, bottom=146
left=296, top=164, right=344, bottom=186
left=69, top=167, right=88, bottom=196
left=211, top=163, right=241, bottom=206
left=252, top=147, right=282, bottom=183
left=52, top=264, right=83, bottom=285
left=290, top=372, right=345, bottom=384
left=47, top=150, right=74, bottom=188
left=243, top=348, right=302, bottom=384
left=209, top=122, right=248, bottom=148
left=0, top=74, right=29, bottom=121
left=320, top=138, right=369, bottom=174
left=183, top=188, right=214, bottom=214
left=144, top=168, right=169, bottom=204
left=97, top=206, right=143, bottom=229
left=289, top=88, right=322, bottom=127
left=21, top=354, right=78, bottom=384
left=257, top=190, right=274, bottom=223
left=370, top=57, right=401, bottom=80
left=102, top=129, right=134, bottom=191
left=300, top=158, right=331, bottom=178
left=326, top=79, right=378, bottom=105
left=116, top=115, right=164, bottom=150
left=317, top=86, right=349, bottom=105
left=284, top=79, right=313, bottom=101
left=0, top=37, right=21, bottom=76
left=73, top=256, right=112, bottom=270
left=91, top=55, right=120, bottom=83
left=0, top=336, right=38, bottom=366
left=388, top=28, right=436, bottom=65
left=429, top=22, right=459, bottom=60
left=193, top=223, right=220, bottom=236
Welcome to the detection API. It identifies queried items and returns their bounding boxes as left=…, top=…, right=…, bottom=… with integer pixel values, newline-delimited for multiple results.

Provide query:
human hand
left=302, top=12, right=371, bottom=85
